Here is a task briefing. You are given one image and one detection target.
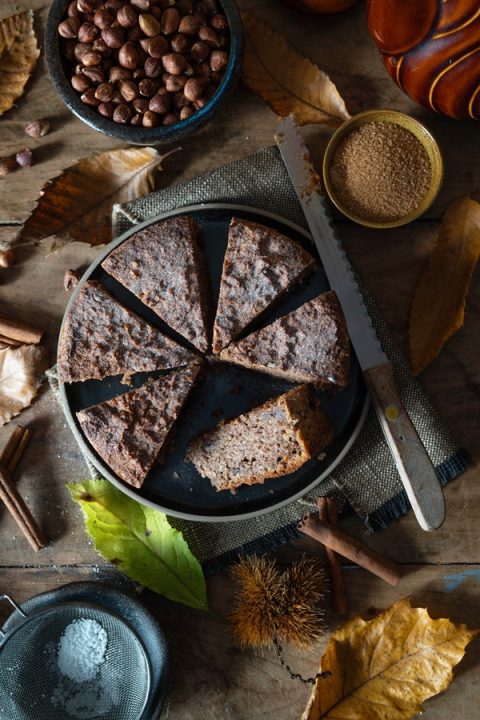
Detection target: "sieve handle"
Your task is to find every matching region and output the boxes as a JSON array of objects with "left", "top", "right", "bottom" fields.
[{"left": 0, "top": 594, "right": 27, "bottom": 637}]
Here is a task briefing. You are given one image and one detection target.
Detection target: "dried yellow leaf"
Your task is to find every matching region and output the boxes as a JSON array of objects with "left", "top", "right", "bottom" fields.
[
  {"left": 302, "top": 597, "right": 476, "bottom": 720},
  {"left": 242, "top": 13, "right": 350, "bottom": 127},
  {"left": 0, "top": 345, "right": 49, "bottom": 426},
  {"left": 20, "top": 146, "right": 178, "bottom": 250},
  {"left": 0, "top": 11, "right": 39, "bottom": 116},
  {"left": 409, "top": 197, "right": 480, "bottom": 375}
]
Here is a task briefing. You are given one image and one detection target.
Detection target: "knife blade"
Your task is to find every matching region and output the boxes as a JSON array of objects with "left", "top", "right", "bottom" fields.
[{"left": 276, "top": 114, "right": 445, "bottom": 532}]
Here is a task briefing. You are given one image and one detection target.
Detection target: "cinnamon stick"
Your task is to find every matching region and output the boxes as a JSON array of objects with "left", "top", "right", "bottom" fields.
[
  {"left": 0, "top": 469, "right": 46, "bottom": 551},
  {"left": 0, "top": 333, "right": 22, "bottom": 347},
  {"left": 317, "top": 497, "right": 348, "bottom": 615},
  {"left": 0, "top": 427, "right": 46, "bottom": 551},
  {"left": 0, "top": 315, "right": 43, "bottom": 345},
  {"left": 298, "top": 513, "right": 402, "bottom": 586}
]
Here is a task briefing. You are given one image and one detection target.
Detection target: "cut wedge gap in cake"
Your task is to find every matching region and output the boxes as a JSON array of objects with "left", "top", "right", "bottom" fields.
[
  {"left": 77, "top": 363, "right": 203, "bottom": 488},
  {"left": 58, "top": 280, "right": 198, "bottom": 384},
  {"left": 212, "top": 218, "right": 317, "bottom": 353},
  {"left": 219, "top": 291, "right": 351, "bottom": 390},
  {"left": 187, "top": 384, "right": 333, "bottom": 493},
  {"left": 102, "top": 215, "right": 211, "bottom": 353}
]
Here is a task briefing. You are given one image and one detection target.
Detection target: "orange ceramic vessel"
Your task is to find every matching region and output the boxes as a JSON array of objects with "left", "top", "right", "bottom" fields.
[
  {"left": 284, "top": 0, "right": 358, "bottom": 15},
  {"left": 367, "top": 0, "right": 480, "bottom": 120}
]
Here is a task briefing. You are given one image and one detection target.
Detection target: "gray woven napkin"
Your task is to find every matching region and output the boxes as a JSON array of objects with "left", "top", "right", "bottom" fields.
[{"left": 65, "top": 146, "right": 468, "bottom": 573}]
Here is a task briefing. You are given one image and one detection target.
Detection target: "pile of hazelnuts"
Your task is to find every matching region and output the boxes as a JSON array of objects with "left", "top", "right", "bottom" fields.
[{"left": 58, "top": 0, "right": 230, "bottom": 127}]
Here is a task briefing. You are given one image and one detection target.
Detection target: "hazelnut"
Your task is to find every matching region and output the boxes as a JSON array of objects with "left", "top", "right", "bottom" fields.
[
  {"left": 77, "top": 0, "right": 98, "bottom": 12},
  {"left": 138, "top": 78, "right": 157, "bottom": 96},
  {"left": 71, "top": 73, "right": 91, "bottom": 92},
  {"left": 68, "top": 1, "right": 80, "bottom": 17},
  {"left": 95, "top": 82, "right": 115, "bottom": 101},
  {"left": 61, "top": 38, "right": 77, "bottom": 60},
  {"left": 118, "top": 42, "right": 140, "bottom": 69},
  {"left": 184, "top": 76, "right": 209, "bottom": 101},
  {"left": 0, "top": 249, "right": 16, "bottom": 267},
  {"left": 81, "top": 87, "right": 101, "bottom": 105},
  {"left": 82, "top": 66, "right": 105, "bottom": 83},
  {"left": 162, "top": 52, "right": 186, "bottom": 75},
  {"left": 150, "top": 6, "right": 163, "bottom": 19},
  {"left": 109, "top": 65, "right": 132, "bottom": 82},
  {"left": 16, "top": 148, "right": 33, "bottom": 168},
  {"left": 119, "top": 79, "right": 139, "bottom": 102},
  {"left": 24, "top": 119, "right": 50, "bottom": 137},
  {"left": 170, "top": 33, "right": 189, "bottom": 54},
  {"left": 210, "top": 13, "right": 228, "bottom": 33},
  {"left": 105, "top": 0, "right": 123, "bottom": 10},
  {"left": 78, "top": 22, "right": 98, "bottom": 43},
  {"left": 210, "top": 70, "right": 223, "bottom": 86},
  {"left": 131, "top": 0, "right": 150, "bottom": 10},
  {"left": 161, "top": 7, "right": 180, "bottom": 34},
  {"left": 0, "top": 156, "right": 16, "bottom": 177},
  {"left": 127, "top": 25, "right": 143, "bottom": 42},
  {"left": 133, "top": 67, "right": 146, "bottom": 80},
  {"left": 113, "top": 103, "right": 134, "bottom": 123},
  {"left": 133, "top": 97, "right": 150, "bottom": 112},
  {"left": 190, "top": 41, "right": 209, "bottom": 63},
  {"left": 74, "top": 42, "right": 91, "bottom": 61},
  {"left": 139, "top": 13, "right": 161, "bottom": 37},
  {"left": 198, "top": 26, "right": 221, "bottom": 47},
  {"left": 93, "top": 8, "right": 114, "bottom": 28},
  {"left": 82, "top": 50, "right": 102, "bottom": 67},
  {"left": 145, "top": 36, "right": 168, "bottom": 58},
  {"left": 117, "top": 5, "right": 137, "bottom": 28},
  {"left": 92, "top": 37, "right": 112, "bottom": 56},
  {"left": 101, "top": 26, "right": 125, "bottom": 48},
  {"left": 58, "top": 17, "right": 81, "bottom": 38},
  {"left": 130, "top": 113, "right": 143, "bottom": 126},
  {"left": 142, "top": 110, "right": 159, "bottom": 127},
  {"left": 110, "top": 90, "right": 124, "bottom": 104},
  {"left": 209, "top": 49, "right": 228, "bottom": 72},
  {"left": 163, "top": 112, "right": 178, "bottom": 125},
  {"left": 98, "top": 101, "right": 114, "bottom": 117},
  {"left": 178, "top": 14, "right": 204, "bottom": 36},
  {"left": 165, "top": 73, "right": 186, "bottom": 92},
  {"left": 179, "top": 105, "right": 194, "bottom": 120},
  {"left": 199, "top": 0, "right": 219, "bottom": 15},
  {"left": 144, "top": 57, "right": 163, "bottom": 77},
  {"left": 149, "top": 92, "right": 171, "bottom": 114}
]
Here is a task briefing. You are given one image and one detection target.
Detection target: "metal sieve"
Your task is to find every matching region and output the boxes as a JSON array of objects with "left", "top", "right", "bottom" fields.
[{"left": 0, "top": 596, "right": 151, "bottom": 720}]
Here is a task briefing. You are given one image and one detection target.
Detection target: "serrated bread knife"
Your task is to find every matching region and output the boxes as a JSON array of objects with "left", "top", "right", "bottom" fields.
[{"left": 276, "top": 114, "right": 445, "bottom": 531}]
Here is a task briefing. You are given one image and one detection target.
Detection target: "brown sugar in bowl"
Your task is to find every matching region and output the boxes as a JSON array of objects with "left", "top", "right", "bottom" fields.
[{"left": 322, "top": 109, "right": 444, "bottom": 229}]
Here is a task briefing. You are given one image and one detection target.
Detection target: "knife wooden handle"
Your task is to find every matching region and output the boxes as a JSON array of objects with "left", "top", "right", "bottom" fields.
[{"left": 363, "top": 363, "right": 445, "bottom": 531}]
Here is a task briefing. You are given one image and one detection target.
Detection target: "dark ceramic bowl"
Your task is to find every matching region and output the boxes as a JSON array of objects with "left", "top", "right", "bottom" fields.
[{"left": 45, "top": 0, "right": 243, "bottom": 144}]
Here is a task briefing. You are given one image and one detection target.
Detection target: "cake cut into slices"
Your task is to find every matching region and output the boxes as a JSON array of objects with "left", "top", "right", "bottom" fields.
[
  {"left": 212, "top": 218, "right": 316, "bottom": 352},
  {"left": 219, "top": 291, "right": 350, "bottom": 390},
  {"left": 77, "top": 364, "right": 202, "bottom": 488},
  {"left": 102, "top": 216, "right": 211, "bottom": 353},
  {"left": 57, "top": 280, "right": 197, "bottom": 384},
  {"left": 187, "top": 384, "right": 333, "bottom": 492}
]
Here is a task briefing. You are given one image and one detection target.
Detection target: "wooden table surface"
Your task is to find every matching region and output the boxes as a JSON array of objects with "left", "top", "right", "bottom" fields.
[{"left": 1, "top": 1, "right": 480, "bottom": 718}]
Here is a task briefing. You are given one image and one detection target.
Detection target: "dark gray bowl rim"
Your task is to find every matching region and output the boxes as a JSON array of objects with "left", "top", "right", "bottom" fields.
[
  {"left": 58, "top": 202, "right": 369, "bottom": 524},
  {"left": 45, "top": 0, "right": 244, "bottom": 144}
]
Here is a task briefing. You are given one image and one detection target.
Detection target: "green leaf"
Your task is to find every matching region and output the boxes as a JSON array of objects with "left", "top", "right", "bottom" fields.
[{"left": 67, "top": 478, "right": 208, "bottom": 611}]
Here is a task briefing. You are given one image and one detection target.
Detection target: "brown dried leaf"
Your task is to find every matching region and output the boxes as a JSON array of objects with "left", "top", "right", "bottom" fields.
[
  {"left": 0, "top": 345, "right": 49, "bottom": 426},
  {"left": 242, "top": 13, "right": 350, "bottom": 127},
  {"left": 20, "top": 147, "right": 177, "bottom": 250},
  {"left": 0, "top": 11, "right": 39, "bottom": 117},
  {"left": 409, "top": 197, "right": 480, "bottom": 375},
  {"left": 302, "top": 597, "right": 477, "bottom": 720}
]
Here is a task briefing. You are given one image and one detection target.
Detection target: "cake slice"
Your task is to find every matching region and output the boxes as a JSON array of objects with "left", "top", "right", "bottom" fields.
[
  {"left": 77, "top": 364, "right": 202, "bottom": 488},
  {"left": 219, "top": 291, "right": 350, "bottom": 390},
  {"left": 187, "top": 384, "right": 333, "bottom": 492},
  {"left": 212, "top": 218, "right": 316, "bottom": 352},
  {"left": 102, "top": 216, "right": 211, "bottom": 353},
  {"left": 57, "top": 280, "right": 197, "bottom": 384}
]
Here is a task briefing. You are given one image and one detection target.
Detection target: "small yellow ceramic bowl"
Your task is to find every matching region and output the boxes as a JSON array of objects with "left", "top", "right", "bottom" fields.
[{"left": 322, "top": 109, "right": 444, "bottom": 229}]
